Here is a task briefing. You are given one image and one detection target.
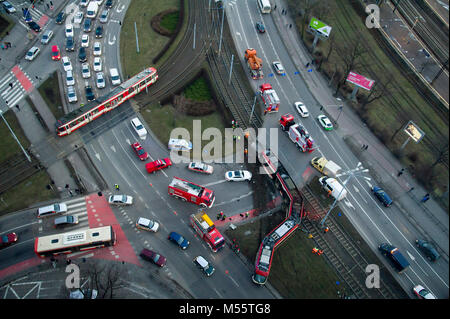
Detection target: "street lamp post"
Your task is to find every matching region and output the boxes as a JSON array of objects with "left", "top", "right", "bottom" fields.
[{"left": 0, "top": 109, "right": 32, "bottom": 162}]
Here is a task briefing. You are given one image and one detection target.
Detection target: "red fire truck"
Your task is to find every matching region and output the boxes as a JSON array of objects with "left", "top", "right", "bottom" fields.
[
  {"left": 279, "top": 114, "right": 315, "bottom": 153},
  {"left": 260, "top": 83, "right": 280, "bottom": 114},
  {"left": 190, "top": 211, "right": 225, "bottom": 252},
  {"left": 168, "top": 177, "right": 215, "bottom": 208}
]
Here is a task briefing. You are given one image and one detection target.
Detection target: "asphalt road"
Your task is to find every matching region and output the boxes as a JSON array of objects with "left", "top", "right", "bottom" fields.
[{"left": 224, "top": 0, "right": 448, "bottom": 298}]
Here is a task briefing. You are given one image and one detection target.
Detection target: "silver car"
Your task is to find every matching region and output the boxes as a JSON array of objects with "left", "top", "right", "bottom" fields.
[
  {"left": 96, "top": 72, "right": 105, "bottom": 89},
  {"left": 67, "top": 86, "right": 77, "bottom": 103},
  {"left": 41, "top": 30, "right": 54, "bottom": 45},
  {"left": 82, "top": 63, "right": 91, "bottom": 79},
  {"left": 99, "top": 9, "right": 109, "bottom": 23}
]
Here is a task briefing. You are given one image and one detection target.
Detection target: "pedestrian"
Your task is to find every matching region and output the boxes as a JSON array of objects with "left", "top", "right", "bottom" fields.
[
  {"left": 407, "top": 187, "right": 415, "bottom": 193},
  {"left": 46, "top": 3, "right": 49, "bottom": 9},
  {"left": 323, "top": 227, "right": 329, "bottom": 234},
  {"left": 305, "top": 62, "right": 310, "bottom": 68},
  {"left": 245, "top": 212, "right": 249, "bottom": 218},
  {"left": 9, "top": 83, "right": 13, "bottom": 89},
  {"left": 365, "top": 145, "right": 369, "bottom": 150},
  {"left": 65, "top": 184, "right": 69, "bottom": 189},
  {"left": 361, "top": 144, "right": 366, "bottom": 150},
  {"left": 119, "top": 21, "right": 122, "bottom": 26},
  {"left": 289, "top": 24, "right": 292, "bottom": 28},
  {"left": 421, "top": 193, "right": 430, "bottom": 203},
  {"left": 311, "top": 59, "right": 315, "bottom": 65},
  {"left": 7, "top": 42, "right": 11, "bottom": 48},
  {"left": 15, "top": 104, "right": 20, "bottom": 111},
  {"left": 6, "top": 31, "right": 9, "bottom": 36},
  {"left": 69, "top": 190, "right": 73, "bottom": 197},
  {"left": 115, "top": 183, "right": 120, "bottom": 191},
  {"left": 221, "top": 215, "right": 226, "bottom": 221},
  {"left": 397, "top": 168, "right": 405, "bottom": 177},
  {"left": 216, "top": 214, "right": 220, "bottom": 220},
  {"left": 1, "top": 44, "right": 4, "bottom": 50},
  {"left": 5, "top": 100, "right": 8, "bottom": 105},
  {"left": 320, "top": 105, "right": 323, "bottom": 111},
  {"left": 240, "top": 213, "right": 244, "bottom": 218},
  {"left": 274, "top": 5, "right": 277, "bottom": 10}
]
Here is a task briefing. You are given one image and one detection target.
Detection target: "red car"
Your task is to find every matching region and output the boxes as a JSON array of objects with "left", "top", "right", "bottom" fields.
[
  {"left": 131, "top": 142, "right": 148, "bottom": 161},
  {"left": 140, "top": 248, "right": 166, "bottom": 267},
  {"left": 146, "top": 158, "right": 172, "bottom": 173},
  {"left": 0, "top": 232, "right": 18, "bottom": 248},
  {"left": 51, "top": 45, "right": 61, "bottom": 61}
]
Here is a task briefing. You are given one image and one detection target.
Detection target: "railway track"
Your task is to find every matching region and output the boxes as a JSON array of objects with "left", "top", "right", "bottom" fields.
[{"left": 301, "top": 187, "right": 403, "bottom": 299}]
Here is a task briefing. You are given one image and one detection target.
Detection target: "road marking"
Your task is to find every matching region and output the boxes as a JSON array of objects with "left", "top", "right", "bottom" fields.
[
  {"left": 213, "top": 288, "right": 224, "bottom": 298},
  {"left": 1, "top": 221, "right": 39, "bottom": 233},
  {"left": 228, "top": 275, "right": 240, "bottom": 287},
  {"left": 203, "top": 179, "right": 227, "bottom": 187}
]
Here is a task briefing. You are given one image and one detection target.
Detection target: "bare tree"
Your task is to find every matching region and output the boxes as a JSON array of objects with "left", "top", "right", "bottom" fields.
[
  {"left": 431, "top": 144, "right": 449, "bottom": 169},
  {"left": 360, "top": 73, "right": 396, "bottom": 109},
  {"left": 298, "top": 0, "right": 318, "bottom": 39}
]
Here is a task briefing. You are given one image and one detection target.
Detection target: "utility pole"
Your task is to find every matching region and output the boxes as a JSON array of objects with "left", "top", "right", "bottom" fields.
[
  {"left": 218, "top": 1, "right": 225, "bottom": 55},
  {"left": 0, "top": 109, "right": 32, "bottom": 162}
]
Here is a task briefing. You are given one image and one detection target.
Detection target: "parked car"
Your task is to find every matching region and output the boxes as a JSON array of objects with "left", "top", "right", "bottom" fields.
[
  {"left": 168, "top": 232, "right": 190, "bottom": 250},
  {"left": 188, "top": 162, "right": 214, "bottom": 174},
  {"left": 78, "top": 47, "right": 87, "bottom": 62},
  {"left": 93, "top": 41, "right": 101, "bottom": 56},
  {"left": 96, "top": 72, "right": 105, "bottom": 88},
  {"left": 66, "top": 70, "right": 75, "bottom": 86},
  {"left": 108, "top": 195, "right": 133, "bottom": 206},
  {"left": 25, "top": 47, "right": 40, "bottom": 61},
  {"left": 105, "top": 0, "right": 114, "bottom": 8},
  {"left": 317, "top": 114, "right": 333, "bottom": 131},
  {"left": 99, "top": 9, "right": 109, "bottom": 23},
  {"left": 62, "top": 56, "right": 73, "bottom": 72},
  {"left": 55, "top": 11, "right": 66, "bottom": 24},
  {"left": 84, "top": 18, "right": 92, "bottom": 32},
  {"left": 27, "top": 21, "right": 41, "bottom": 32},
  {"left": 413, "top": 285, "right": 436, "bottom": 299},
  {"left": 80, "top": 0, "right": 90, "bottom": 7},
  {"left": 193, "top": 256, "right": 215, "bottom": 276},
  {"left": 37, "top": 203, "right": 67, "bottom": 218},
  {"left": 131, "top": 117, "right": 147, "bottom": 139},
  {"left": 51, "top": 45, "right": 61, "bottom": 61},
  {"left": 371, "top": 186, "right": 393, "bottom": 207},
  {"left": 66, "top": 36, "right": 75, "bottom": 51},
  {"left": 136, "top": 217, "right": 159, "bottom": 232},
  {"left": 272, "top": 61, "right": 285, "bottom": 75},
  {"left": 74, "top": 11, "right": 84, "bottom": 24},
  {"left": 54, "top": 215, "right": 79, "bottom": 227},
  {"left": 415, "top": 239, "right": 440, "bottom": 261},
  {"left": 85, "top": 84, "right": 95, "bottom": 101},
  {"left": 225, "top": 170, "right": 252, "bottom": 182},
  {"left": 256, "top": 22, "right": 265, "bottom": 33},
  {"left": 0, "top": 232, "right": 18, "bottom": 248},
  {"left": 378, "top": 243, "right": 410, "bottom": 273},
  {"left": 131, "top": 142, "right": 148, "bottom": 160},
  {"left": 294, "top": 101, "right": 309, "bottom": 117},
  {"left": 93, "top": 57, "right": 102, "bottom": 71},
  {"left": 65, "top": 24, "right": 74, "bottom": 37},
  {"left": 81, "top": 63, "right": 91, "bottom": 79},
  {"left": 109, "top": 68, "right": 121, "bottom": 85},
  {"left": 41, "top": 30, "right": 54, "bottom": 45},
  {"left": 69, "top": 288, "right": 97, "bottom": 299},
  {"left": 2, "top": 1, "right": 16, "bottom": 13},
  {"left": 145, "top": 158, "right": 172, "bottom": 174},
  {"left": 140, "top": 248, "right": 166, "bottom": 267},
  {"left": 81, "top": 34, "right": 89, "bottom": 48},
  {"left": 95, "top": 25, "right": 103, "bottom": 38},
  {"left": 67, "top": 85, "right": 77, "bottom": 103}
]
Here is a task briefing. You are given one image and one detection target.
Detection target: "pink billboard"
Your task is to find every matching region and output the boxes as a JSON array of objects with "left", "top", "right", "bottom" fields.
[{"left": 346, "top": 72, "right": 375, "bottom": 91}]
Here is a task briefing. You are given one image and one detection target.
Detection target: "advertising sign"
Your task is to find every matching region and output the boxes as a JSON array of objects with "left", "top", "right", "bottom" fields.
[
  {"left": 308, "top": 17, "right": 332, "bottom": 38},
  {"left": 403, "top": 121, "right": 425, "bottom": 143},
  {"left": 346, "top": 72, "right": 375, "bottom": 91}
]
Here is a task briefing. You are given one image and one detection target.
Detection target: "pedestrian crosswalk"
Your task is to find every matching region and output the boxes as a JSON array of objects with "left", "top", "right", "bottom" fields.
[
  {"left": 18, "top": 6, "right": 49, "bottom": 31},
  {"left": 0, "top": 66, "right": 34, "bottom": 108}
]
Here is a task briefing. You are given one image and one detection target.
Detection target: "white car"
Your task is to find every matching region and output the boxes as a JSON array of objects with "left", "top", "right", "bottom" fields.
[
  {"left": 225, "top": 170, "right": 252, "bottom": 182},
  {"left": 108, "top": 195, "right": 133, "bottom": 206},
  {"left": 96, "top": 72, "right": 105, "bottom": 88},
  {"left": 81, "top": 63, "right": 91, "bottom": 79},
  {"left": 93, "top": 57, "right": 102, "bottom": 71},
  {"left": 93, "top": 42, "right": 101, "bottom": 56},
  {"left": 136, "top": 217, "right": 159, "bottom": 232},
  {"left": 131, "top": 117, "right": 147, "bottom": 139},
  {"left": 67, "top": 86, "right": 77, "bottom": 103},
  {"left": 109, "top": 68, "right": 121, "bottom": 85},
  {"left": 80, "top": 0, "right": 90, "bottom": 7},
  {"left": 65, "top": 24, "right": 74, "bottom": 38},
  {"left": 272, "top": 61, "right": 285, "bottom": 75},
  {"left": 188, "top": 162, "right": 214, "bottom": 174},
  {"left": 66, "top": 70, "right": 75, "bottom": 86},
  {"left": 41, "top": 30, "right": 54, "bottom": 45},
  {"left": 294, "top": 101, "right": 309, "bottom": 117},
  {"left": 81, "top": 34, "right": 89, "bottom": 48},
  {"left": 99, "top": 9, "right": 109, "bottom": 23},
  {"left": 413, "top": 285, "right": 436, "bottom": 299},
  {"left": 73, "top": 11, "right": 84, "bottom": 24},
  {"left": 317, "top": 114, "right": 333, "bottom": 131},
  {"left": 25, "top": 47, "right": 40, "bottom": 61},
  {"left": 168, "top": 138, "right": 192, "bottom": 151},
  {"left": 62, "top": 56, "right": 72, "bottom": 72}
]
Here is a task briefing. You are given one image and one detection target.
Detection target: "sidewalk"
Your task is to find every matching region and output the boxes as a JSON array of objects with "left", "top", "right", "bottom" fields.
[{"left": 271, "top": 0, "right": 449, "bottom": 258}]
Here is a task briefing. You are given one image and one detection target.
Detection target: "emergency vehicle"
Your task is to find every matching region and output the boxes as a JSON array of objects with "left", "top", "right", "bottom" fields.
[
  {"left": 190, "top": 212, "right": 225, "bottom": 252},
  {"left": 260, "top": 83, "right": 280, "bottom": 113},
  {"left": 168, "top": 177, "right": 215, "bottom": 208},
  {"left": 279, "top": 114, "right": 315, "bottom": 152}
]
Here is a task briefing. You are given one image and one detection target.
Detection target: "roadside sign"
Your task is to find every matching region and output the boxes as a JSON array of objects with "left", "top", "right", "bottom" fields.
[
  {"left": 308, "top": 17, "right": 332, "bottom": 38},
  {"left": 346, "top": 71, "right": 375, "bottom": 91},
  {"left": 403, "top": 121, "right": 425, "bottom": 143}
]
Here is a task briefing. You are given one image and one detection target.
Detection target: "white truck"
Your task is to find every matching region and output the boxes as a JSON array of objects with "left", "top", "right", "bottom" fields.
[
  {"left": 86, "top": 2, "right": 99, "bottom": 19},
  {"left": 311, "top": 156, "right": 342, "bottom": 177},
  {"left": 319, "top": 177, "right": 347, "bottom": 201}
]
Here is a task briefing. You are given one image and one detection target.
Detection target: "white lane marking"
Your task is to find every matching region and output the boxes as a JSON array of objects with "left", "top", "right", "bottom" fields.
[
  {"left": 203, "top": 179, "right": 227, "bottom": 187},
  {"left": 0, "top": 221, "right": 39, "bottom": 233}
]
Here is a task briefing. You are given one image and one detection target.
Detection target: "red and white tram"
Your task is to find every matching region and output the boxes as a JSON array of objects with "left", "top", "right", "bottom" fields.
[{"left": 55, "top": 67, "right": 158, "bottom": 137}]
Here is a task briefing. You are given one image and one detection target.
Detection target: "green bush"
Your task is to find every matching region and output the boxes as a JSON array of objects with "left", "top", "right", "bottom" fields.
[
  {"left": 184, "top": 77, "right": 212, "bottom": 101},
  {"left": 160, "top": 11, "right": 179, "bottom": 33}
]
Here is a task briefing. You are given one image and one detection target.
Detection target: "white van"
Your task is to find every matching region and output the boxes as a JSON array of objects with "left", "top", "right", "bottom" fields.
[
  {"left": 318, "top": 177, "right": 347, "bottom": 201},
  {"left": 258, "top": 0, "right": 271, "bottom": 13},
  {"left": 86, "top": 2, "right": 99, "bottom": 19},
  {"left": 109, "top": 68, "right": 121, "bottom": 85},
  {"left": 37, "top": 203, "right": 68, "bottom": 218}
]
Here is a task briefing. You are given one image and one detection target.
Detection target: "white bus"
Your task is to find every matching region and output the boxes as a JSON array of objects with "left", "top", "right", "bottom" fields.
[{"left": 258, "top": 0, "right": 271, "bottom": 14}]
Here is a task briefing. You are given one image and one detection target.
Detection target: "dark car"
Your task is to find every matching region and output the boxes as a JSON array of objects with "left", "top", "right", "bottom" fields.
[
  {"left": 54, "top": 215, "right": 79, "bottom": 228},
  {"left": 85, "top": 85, "right": 95, "bottom": 101},
  {"left": 27, "top": 21, "right": 41, "bottom": 32},
  {"left": 66, "top": 36, "right": 75, "bottom": 51},
  {"left": 140, "top": 248, "right": 166, "bottom": 267},
  {"left": 78, "top": 47, "right": 87, "bottom": 62},
  {"left": 168, "top": 232, "right": 190, "bottom": 250},
  {"left": 0, "top": 232, "right": 18, "bottom": 248},
  {"left": 55, "top": 11, "right": 66, "bottom": 24},
  {"left": 416, "top": 239, "right": 440, "bottom": 262},
  {"left": 378, "top": 243, "right": 410, "bottom": 273},
  {"left": 256, "top": 22, "right": 265, "bottom": 33},
  {"left": 105, "top": 0, "right": 114, "bottom": 8},
  {"left": 84, "top": 18, "right": 92, "bottom": 32},
  {"left": 371, "top": 186, "right": 393, "bottom": 207},
  {"left": 95, "top": 25, "right": 103, "bottom": 38}
]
